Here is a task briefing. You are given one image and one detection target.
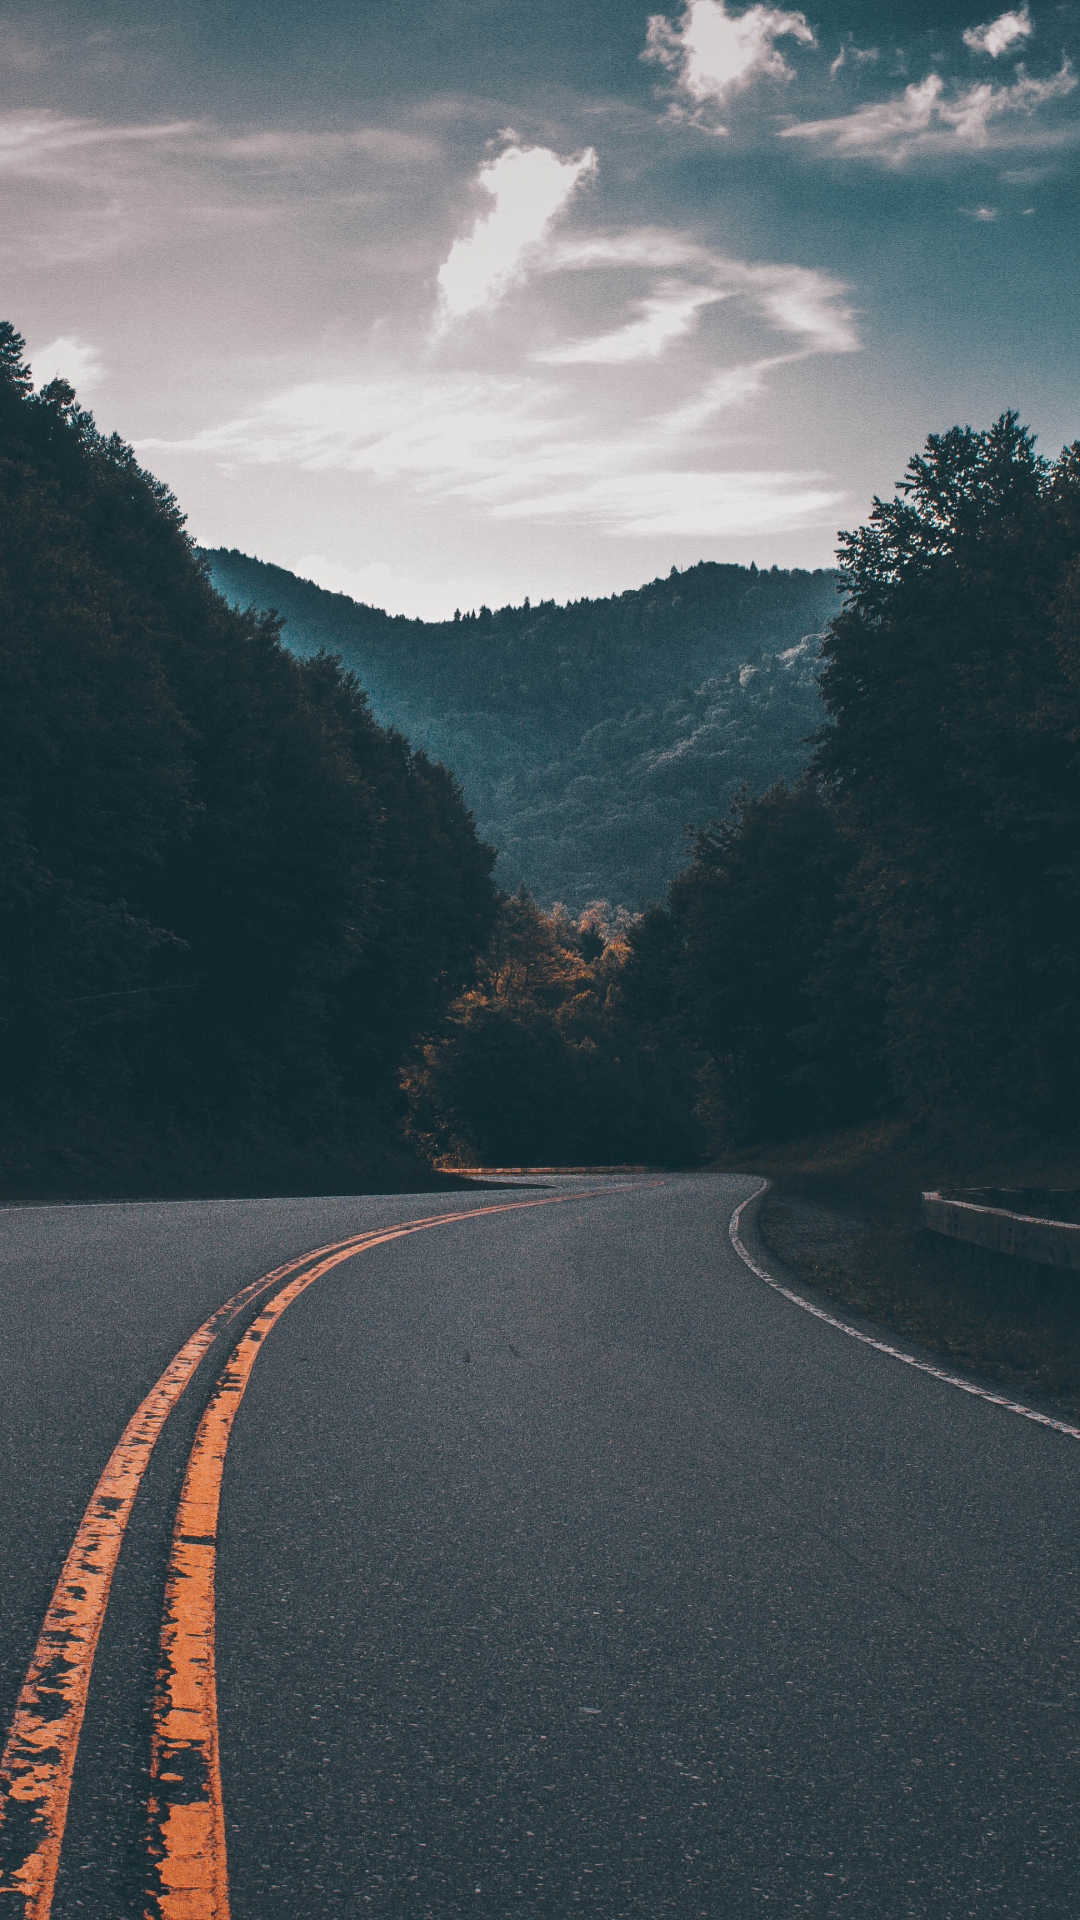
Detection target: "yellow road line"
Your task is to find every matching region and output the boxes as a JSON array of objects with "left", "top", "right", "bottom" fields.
[
  {"left": 144, "top": 1190, "right": 616, "bottom": 1920},
  {"left": 0, "top": 1221, "right": 435, "bottom": 1920}
]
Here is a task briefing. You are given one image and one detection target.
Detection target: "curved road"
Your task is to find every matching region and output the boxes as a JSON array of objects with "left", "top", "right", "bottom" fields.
[{"left": 2, "top": 1173, "right": 1080, "bottom": 1918}]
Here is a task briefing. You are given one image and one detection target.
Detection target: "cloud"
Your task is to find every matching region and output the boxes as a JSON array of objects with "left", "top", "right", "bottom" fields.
[
  {"left": 142, "top": 333, "right": 847, "bottom": 540},
  {"left": 0, "top": 111, "right": 434, "bottom": 179},
  {"left": 0, "top": 112, "right": 196, "bottom": 175},
  {"left": 964, "top": 8, "right": 1033, "bottom": 57},
  {"left": 148, "top": 374, "right": 560, "bottom": 482},
  {"left": 294, "top": 552, "right": 497, "bottom": 621},
  {"left": 145, "top": 361, "right": 814, "bottom": 517},
  {"left": 436, "top": 143, "right": 596, "bottom": 323},
  {"left": 29, "top": 335, "right": 106, "bottom": 392},
  {"left": 533, "top": 282, "right": 730, "bottom": 364},
  {"left": 486, "top": 469, "right": 844, "bottom": 537},
  {"left": 643, "top": 0, "right": 815, "bottom": 130},
  {"left": 782, "top": 61, "right": 1077, "bottom": 162},
  {"left": 210, "top": 127, "right": 434, "bottom": 166},
  {"left": 658, "top": 358, "right": 782, "bottom": 432},
  {"left": 140, "top": 167, "right": 856, "bottom": 546},
  {"left": 829, "top": 40, "right": 880, "bottom": 78},
  {"left": 542, "top": 234, "right": 859, "bottom": 355},
  {"left": 0, "top": 108, "right": 443, "bottom": 265}
]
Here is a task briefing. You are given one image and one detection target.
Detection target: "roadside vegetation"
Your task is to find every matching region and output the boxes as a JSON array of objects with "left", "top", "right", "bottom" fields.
[
  {"left": 403, "top": 892, "right": 699, "bottom": 1170},
  {"left": 736, "top": 1121, "right": 1080, "bottom": 1415},
  {"left": 629, "top": 412, "right": 1080, "bottom": 1151}
]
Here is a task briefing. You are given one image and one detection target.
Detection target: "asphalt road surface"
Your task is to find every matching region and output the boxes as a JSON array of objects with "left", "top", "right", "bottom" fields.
[{"left": 2, "top": 1172, "right": 1080, "bottom": 1919}]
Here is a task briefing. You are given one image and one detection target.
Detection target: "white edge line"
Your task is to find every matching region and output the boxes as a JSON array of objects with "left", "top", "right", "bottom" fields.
[{"left": 729, "top": 1181, "right": 1080, "bottom": 1443}]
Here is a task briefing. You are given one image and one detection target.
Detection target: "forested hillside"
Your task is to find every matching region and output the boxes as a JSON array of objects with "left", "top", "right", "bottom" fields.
[
  {"left": 205, "top": 550, "right": 838, "bottom": 910},
  {"left": 406, "top": 416, "right": 1080, "bottom": 1172},
  {"left": 619, "top": 415, "right": 1080, "bottom": 1147},
  {"left": 0, "top": 322, "right": 496, "bottom": 1196}
]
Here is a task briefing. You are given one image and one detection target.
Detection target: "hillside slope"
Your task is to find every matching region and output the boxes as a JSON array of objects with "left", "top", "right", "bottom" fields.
[
  {"left": 0, "top": 320, "right": 495, "bottom": 1197},
  {"left": 205, "top": 550, "right": 840, "bottom": 909}
]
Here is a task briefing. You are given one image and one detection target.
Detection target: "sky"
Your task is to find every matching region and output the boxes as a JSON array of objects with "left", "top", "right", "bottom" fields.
[{"left": 3, "top": 0, "right": 1079, "bottom": 616}]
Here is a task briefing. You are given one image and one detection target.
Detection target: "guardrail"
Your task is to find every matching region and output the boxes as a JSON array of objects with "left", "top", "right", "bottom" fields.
[{"left": 923, "top": 1190, "right": 1080, "bottom": 1270}]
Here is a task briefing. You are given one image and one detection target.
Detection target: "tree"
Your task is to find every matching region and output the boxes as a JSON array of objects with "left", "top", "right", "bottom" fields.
[
  {"left": 405, "top": 894, "right": 701, "bottom": 1166},
  {"left": 814, "top": 413, "right": 1080, "bottom": 1122},
  {"left": 643, "top": 784, "right": 861, "bottom": 1146},
  {"left": 0, "top": 319, "right": 497, "bottom": 1172}
]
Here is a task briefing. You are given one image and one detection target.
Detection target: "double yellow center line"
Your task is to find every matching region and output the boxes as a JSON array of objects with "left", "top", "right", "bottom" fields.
[{"left": 0, "top": 1187, "right": 622, "bottom": 1919}]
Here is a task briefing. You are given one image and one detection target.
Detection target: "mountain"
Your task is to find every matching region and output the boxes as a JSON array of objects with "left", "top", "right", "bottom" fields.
[{"left": 204, "top": 550, "right": 841, "bottom": 910}]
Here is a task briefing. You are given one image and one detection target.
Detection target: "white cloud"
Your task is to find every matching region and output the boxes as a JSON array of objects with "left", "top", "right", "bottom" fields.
[
  {"left": 643, "top": 0, "right": 815, "bottom": 130},
  {"left": 829, "top": 40, "right": 880, "bottom": 78},
  {"left": 486, "top": 469, "right": 844, "bottom": 537},
  {"left": 964, "top": 8, "right": 1033, "bottom": 57},
  {"left": 542, "top": 234, "right": 858, "bottom": 355},
  {"left": 658, "top": 356, "right": 786, "bottom": 432},
  {"left": 533, "top": 282, "right": 730, "bottom": 364},
  {"left": 294, "top": 553, "right": 497, "bottom": 621},
  {"left": 150, "top": 375, "right": 560, "bottom": 482},
  {"left": 0, "top": 113, "right": 196, "bottom": 175},
  {"left": 0, "top": 109, "right": 444, "bottom": 265},
  {"left": 142, "top": 199, "right": 856, "bottom": 545},
  {"left": 30, "top": 335, "right": 106, "bottom": 393},
  {"left": 144, "top": 344, "right": 846, "bottom": 540},
  {"left": 0, "top": 111, "right": 433, "bottom": 178},
  {"left": 782, "top": 62, "right": 1077, "bottom": 162},
  {"left": 436, "top": 143, "right": 596, "bottom": 323}
]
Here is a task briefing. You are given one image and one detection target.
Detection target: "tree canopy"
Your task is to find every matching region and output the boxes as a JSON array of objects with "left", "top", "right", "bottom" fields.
[
  {"left": 622, "top": 415, "right": 1080, "bottom": 1150},
  {"left": 0, "top": 321, "right": 497, "bottom": 1186}
]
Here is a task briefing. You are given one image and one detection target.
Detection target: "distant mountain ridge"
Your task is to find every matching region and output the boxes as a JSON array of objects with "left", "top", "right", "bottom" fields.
[{"left": 204, "top": 549, "right": 841, "bottom": 909}]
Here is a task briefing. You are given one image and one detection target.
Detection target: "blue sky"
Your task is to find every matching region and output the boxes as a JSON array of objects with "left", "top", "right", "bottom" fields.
[{"left": 4, "top": 0, "right": 1079, "bottom": 614}]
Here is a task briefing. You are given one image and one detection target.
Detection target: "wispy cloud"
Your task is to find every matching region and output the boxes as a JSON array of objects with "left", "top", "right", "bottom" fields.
[
  {"left": 486, "top": 469, "right": 843, "bottom": 537},
  {"left": 829, "top": 40, "right": 880, "bottom": 79},
  {"left": 436, "top": 142, "right": 596, "bottom": 323},
  {"left": 533, "top": 282, "right": 729, "bottom": 364},
  {"left": 0, "top": 109, "right": 438, "bottom": 263},
  {"left": 542, "top": 234, "right": 858, "bottom": 355},
  {"left": 659, "top": 358, "right": 783, "bottom": 433},
  {"left": 964, "top": 8, "right": 1033, "bottom": 58},
  {"left": 782, "top": 61, "right": 1077, "bottom": 162},
  {"left": 0, "top": 112, "right": 196, "bottom": 175},
  {"left": 0, "top": 111, "right": 435, "bottom": 178},
  {"left": 142, "top": 208, "right": 854, "bottom": 541},
  {"left": 150, "top": 373, "right": 841, "bottom": 537},
  {"left": 105, "top": 119, "right": 856, "bottom": 546},
  {"left": 147, "top": 374, "right": 560, "bottom": 482},
  {"left": 643, "top": 0, "right": 814, "bottom": 131}
]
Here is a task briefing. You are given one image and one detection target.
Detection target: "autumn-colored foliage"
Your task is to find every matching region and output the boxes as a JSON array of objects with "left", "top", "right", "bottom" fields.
[{"left": 405, "top": 894, "right": 700, "bottom": 1167}]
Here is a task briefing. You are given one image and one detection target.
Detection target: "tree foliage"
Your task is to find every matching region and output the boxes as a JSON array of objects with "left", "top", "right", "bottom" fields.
[
  {"left": 817, "top": 413, "right": 1080, "bottom": 1122},
  {"left": 637, "top": 415, "right": 1080, "bottom": 1150},
  {"left": 405, "top": 895, "right": 701, "bottom": 1167},
  {"left": 0, "top": 321, "right": 497, "bottom": 1167}
]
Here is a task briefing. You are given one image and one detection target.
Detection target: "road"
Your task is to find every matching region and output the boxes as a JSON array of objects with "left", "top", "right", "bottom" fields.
[{"left": 1, "top": 1172, "right": 1080, "bottom": 1919}]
